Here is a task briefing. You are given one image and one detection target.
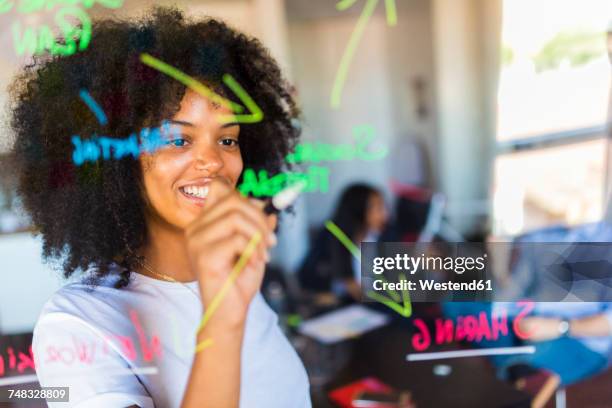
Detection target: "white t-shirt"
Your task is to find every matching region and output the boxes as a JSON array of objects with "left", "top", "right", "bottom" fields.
[{"left": 32, "top": 272, "right": 311, "bottom": 408}]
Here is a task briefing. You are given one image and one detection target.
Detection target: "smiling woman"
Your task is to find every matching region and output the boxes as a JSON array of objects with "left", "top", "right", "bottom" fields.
[{"left": 9, "top": 6, "right": 308, "bottom": 408}]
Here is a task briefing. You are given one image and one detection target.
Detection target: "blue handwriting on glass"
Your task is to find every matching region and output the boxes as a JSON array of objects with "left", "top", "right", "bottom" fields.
[{"left": 71, "top": 121, "right": 178, "bottom": 166}]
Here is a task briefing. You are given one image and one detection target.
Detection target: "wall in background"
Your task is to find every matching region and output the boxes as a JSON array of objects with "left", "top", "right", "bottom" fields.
[
  {"left": 0, "top": 233, "right": 64, "bottom": 334},
  {"left": 287, "top": 0, "right": 437, "bottom": 226}
]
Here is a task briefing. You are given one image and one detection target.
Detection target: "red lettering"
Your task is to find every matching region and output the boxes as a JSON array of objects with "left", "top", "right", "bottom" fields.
[
  {"left": 513, "top": 300, "right": 535, "bottom": 340},
  {"left": 491, "top": 310, "right": 509, "bottom": 340},
  {"left": 115, "top": 335, "right": 137, "bottom": 361},
  {"left": 46, "top": 346, "right": 61, "bottom": 363},
  {"left": 412, "top": 318, "right": 431, "bottom": 351},
  {"left": 17, "top": 347, "right": 35, "bottom": 373},
  {"left": 7, "top": 348, "right": 16, "bottom": 370},
  {"left": 0, "top": 354, "right": 5, "bottom": 376},
  {"left": 435, "top": 318, "right": 454, "bottom": 345},
  {"left": 130, "top": 310, "right": 162, "bottom": 362},
  {"left": 414, "top": 307, "right": 524, "bottom": 357},
  {"left": 72, "top": 336, "right": 96, "bottom": 364},
  {"left": 476, "top": 311, "right": 493, "bottom": 341},
  {"left": 455, "top": 316, "right": 466, "bottom": 341},
  {"left": 463, "top": 315, "right": 478, "bottom": 341}
]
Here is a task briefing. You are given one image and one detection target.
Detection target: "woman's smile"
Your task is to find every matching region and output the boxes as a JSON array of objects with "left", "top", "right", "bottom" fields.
[{"left": 178, "top": 179, "right": 212, "bottom": 207}]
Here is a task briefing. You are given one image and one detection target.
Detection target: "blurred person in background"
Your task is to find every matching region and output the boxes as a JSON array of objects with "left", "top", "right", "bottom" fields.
[
  {"left": 298, "top": 183, "right": 388, "bottom": 305},
  {"left": 10, "top": 7, "right": 310, "bottom": 408},
  {"left": 443, "top": 223, "right": 612, "bottom": 386}
]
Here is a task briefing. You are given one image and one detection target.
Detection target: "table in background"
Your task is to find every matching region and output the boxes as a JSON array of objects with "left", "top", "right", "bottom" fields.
[{"left": 304, "top": 321, "right": 531, "bottom": 408}]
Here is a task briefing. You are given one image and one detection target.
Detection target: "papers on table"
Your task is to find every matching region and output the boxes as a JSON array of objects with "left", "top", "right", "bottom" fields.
[{"left": 298, "top": 304, "right": 390, "bottom": 344}]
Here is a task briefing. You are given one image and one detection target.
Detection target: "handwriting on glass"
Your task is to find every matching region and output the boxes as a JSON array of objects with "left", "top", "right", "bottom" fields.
[
  {"left": 411, "top": 301, "right": 535, "bottom": 352},
  {"left": 6, "top": 0, "right": 124, "bottom": 56},
  {"left": 286, "top": 125, "right": 388, "bottom": 164},
  {"left": 71, "top": 121, "right": 178, "bottom": 166},
  {"left": 0, "top": 310, "right": 161, "bottom": 378}
]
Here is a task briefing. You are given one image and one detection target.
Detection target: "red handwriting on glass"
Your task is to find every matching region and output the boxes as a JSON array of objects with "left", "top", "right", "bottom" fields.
[
  {"left": 129, "top": 310, "right": 162, "bottom": 362},
  {"left": 512, "top": 300, "right": 536, "bottom": 340},
  {"left": 0, "top": 346, "right": 35, "bottom": 376},
  {"left": 0, "top": 309, "right": 162, "bottom": 377},
  {"left": 411, "top": 301, "right": 534, "bottom": 351}
]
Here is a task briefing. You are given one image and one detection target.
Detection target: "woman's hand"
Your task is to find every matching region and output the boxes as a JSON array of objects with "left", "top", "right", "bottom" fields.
[{"left": 185, "top": 178, "right": 277, "bottom": 333}]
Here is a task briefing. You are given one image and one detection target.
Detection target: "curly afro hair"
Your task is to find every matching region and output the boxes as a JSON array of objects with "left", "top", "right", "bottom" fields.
[{"left": 9, "top": 7, "right": 300, "bottom": 288}]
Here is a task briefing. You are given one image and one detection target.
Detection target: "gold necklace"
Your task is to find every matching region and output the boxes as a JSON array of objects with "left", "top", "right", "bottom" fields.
[{"left": 138, "top": 258, "right": 200, "bottom": 299}]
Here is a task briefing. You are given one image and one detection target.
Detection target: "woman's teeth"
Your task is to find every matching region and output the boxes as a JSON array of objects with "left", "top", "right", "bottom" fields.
[{"left": 182, "top": 186, "right": 209, "bottom": 199}]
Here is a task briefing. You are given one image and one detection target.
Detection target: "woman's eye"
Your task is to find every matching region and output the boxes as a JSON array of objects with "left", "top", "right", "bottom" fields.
[
  {"left": 220, "top": 138, "right": 239, "bottom": 147},
  {"left": 166, "top": 138, "right": 188, "bottom": 147}
]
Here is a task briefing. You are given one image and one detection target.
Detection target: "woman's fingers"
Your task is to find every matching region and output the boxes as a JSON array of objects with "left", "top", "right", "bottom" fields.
[
  {"left": 200, "top": 233, "right": 267, "bottom": 278},
  {"left": 186, "top": 178, "right": 277, "bottom": 288},
  {"left": 190, "top": 205, "right": 277, "bottom": 248},
  {"left": 267, "top": 214, "right": 278, "bottom": 232},
  {"left": 240, "top": 257, "right": 266, "bottom": 289},
  {"left": 189, "top": 193, "right": 275, "bottom": 246},
  {"left": 188, "top": 208, "right": 274, "bottom": 248}
]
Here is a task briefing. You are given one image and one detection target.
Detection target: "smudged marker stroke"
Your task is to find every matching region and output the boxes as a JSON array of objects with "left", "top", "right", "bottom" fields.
[
  {"left": 325, "top": 220, "right": 361, "bottom": 259},
  {"left": 330, "top": 0, "right": 398, "bottom": 109},
  {"left": 324, "top": 220, "right": 412, "bottom": 318},
  {"left": 195, "top": 232, "right": 263, "bottom": 353},
  {"left": 79, "top": 89, "right": 107, "bottom": 125},
  {"left": 139, "top": 53, "right": 263, "bottom": 124}
]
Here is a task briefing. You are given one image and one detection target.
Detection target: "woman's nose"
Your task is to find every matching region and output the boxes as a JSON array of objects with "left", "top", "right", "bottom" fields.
[{"left": 193, "top": 144, "right": 223, "bottom": 173}]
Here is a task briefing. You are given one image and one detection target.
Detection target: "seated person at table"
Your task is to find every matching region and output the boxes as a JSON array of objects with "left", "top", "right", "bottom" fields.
[
  {"left": 445, "top": 301, "right": 612, "bottom": 386},
  {"left": 298, "top": 183, "right": 388, "bottom": 303},
  {"left": 444, "top": 225, "right": 612, "bottom": 386}
]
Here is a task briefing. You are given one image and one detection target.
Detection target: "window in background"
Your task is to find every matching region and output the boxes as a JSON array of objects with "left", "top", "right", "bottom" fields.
[
  {"left": 494, "top": 139, "right": 606, "bottom": 235},
  {"left": 493, "top": 0, "right": 611, "bottom": 236}
]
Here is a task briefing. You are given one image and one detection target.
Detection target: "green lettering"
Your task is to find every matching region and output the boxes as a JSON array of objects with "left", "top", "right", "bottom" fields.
[
  {"left": 12, "top": 22, "right": 37, "bottom": 56},
  {"left": 286, "top": 172, "right": 308, "bottom": 188},
  {"left": 354, "top": 125, "right": 388, "bottom": 161},
  {"left": 286, "top": 144, "right": 303, "bottom": 164},
  {"left": 300, "top": 144, "right": 316, "bottom": 163},
  {"left": 311, "top": 166, "right": 330, "bottom": 193},
  {"left": 317, "top": 142, "right": 338, "bottom": 163},
  {"left": 241, "top": 166, "right": 330, "bottom": 196},
  {"left": 35, "top": 25, "right": 56, "bottom": 54},
  {"left": 258, "top": 170, "right": 275, "bottom": 196},
  {"left": 51, "top": 34, "right": 76, "bottom": 56},
  {"left": 81, "top": 0, "right": 123, "bottom": 8},
  {"left": 55, "top": 6, "right": 91, "bottom": 53},
  {"left": 268, "top": 173, "right": 288, "bottom": 196},
  {"left": 238, "top": 168, "right": 267, "bottom": 197},
  {"left": 333, "top": 144, "right": 355, "bottom": 161},
  {"left": 238, "top": 169, "right": 258, "bottom": 196},
  {"left": 0, "top": 0, "right": 13, "bottom": 13},
  {"left": 304, "top": 167, "right": 317, "bottom": 192}
]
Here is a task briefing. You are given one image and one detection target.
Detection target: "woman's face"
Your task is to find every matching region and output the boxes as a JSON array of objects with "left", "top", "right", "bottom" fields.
[
  {"left": 140, "top": 89, "right": 243, "bottom": 230},
  {"left": 365, "top": 192, "right": 388, "bottom": 234}
]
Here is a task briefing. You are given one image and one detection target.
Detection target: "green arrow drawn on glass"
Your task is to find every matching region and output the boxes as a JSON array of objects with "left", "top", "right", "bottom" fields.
[
  {"left": 140, "top": 53, "right": 263, "bottom": 124},
  {"left": 325, "top": 220, "right": 412, "bottom": 318},
  {"left": 330, "top": 0, "right": 397, "bottom": 109}
]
